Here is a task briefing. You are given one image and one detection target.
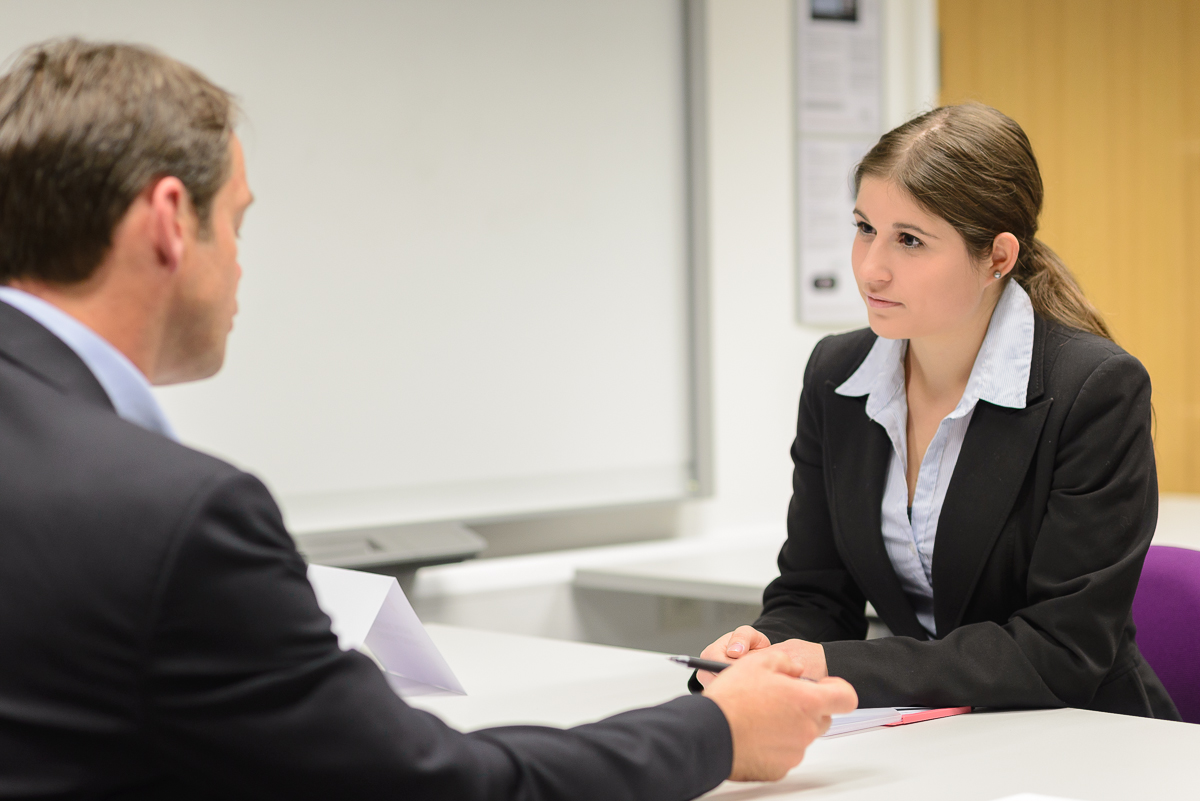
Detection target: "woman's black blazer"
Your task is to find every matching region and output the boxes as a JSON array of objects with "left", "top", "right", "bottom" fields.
[{"left": 752, "top": 315, "right": 1179, "bottom": 719}]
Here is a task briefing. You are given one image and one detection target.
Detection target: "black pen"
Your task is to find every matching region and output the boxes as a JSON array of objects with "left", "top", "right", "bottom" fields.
[{"left": 669, "top": 655, "right": 819, "bottom": 682}]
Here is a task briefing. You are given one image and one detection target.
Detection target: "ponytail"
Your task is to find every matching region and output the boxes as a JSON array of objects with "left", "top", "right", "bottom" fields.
[{"left": 1013, "top": 238, "right": 1112, "bottom": 340}]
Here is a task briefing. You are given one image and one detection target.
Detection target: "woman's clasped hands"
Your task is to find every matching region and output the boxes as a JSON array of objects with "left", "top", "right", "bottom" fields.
[{"left": 695, "top": 625, "right": 829, "bottom": 687}]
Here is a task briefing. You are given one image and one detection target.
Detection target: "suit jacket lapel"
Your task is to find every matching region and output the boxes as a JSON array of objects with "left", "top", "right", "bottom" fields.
[
  {"left": 824, "top": 382, "right": 928, "bottom": 640},
  {"left": 931, "top": 316, "right": 1052, "bottom": 634},
  {"left": 0, "top": 300, "right": 114, "bottom": 411}
]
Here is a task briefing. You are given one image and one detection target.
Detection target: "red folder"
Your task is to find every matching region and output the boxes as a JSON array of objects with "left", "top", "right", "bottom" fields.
[{"left": 883, "top": 706, "right": 972, "bottom": 726}]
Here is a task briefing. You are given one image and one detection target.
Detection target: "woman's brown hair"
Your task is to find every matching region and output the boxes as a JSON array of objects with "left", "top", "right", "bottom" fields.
[{"left": 854, "top": 103, "right": 1112, "bottom": 340}]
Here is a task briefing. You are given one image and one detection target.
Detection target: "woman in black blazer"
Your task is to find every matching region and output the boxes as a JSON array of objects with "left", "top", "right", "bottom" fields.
[{"left": 696, "top": 104, "right": 1179, "bottom": 719}]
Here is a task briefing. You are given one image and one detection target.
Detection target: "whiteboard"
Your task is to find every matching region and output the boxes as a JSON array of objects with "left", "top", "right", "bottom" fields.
[{"left": 0, "top": 0, "right": 697, "bottom": 533}]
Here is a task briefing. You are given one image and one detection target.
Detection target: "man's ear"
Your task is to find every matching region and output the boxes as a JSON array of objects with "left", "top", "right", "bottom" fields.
[{"left": 148, "top": 177, "right": 190, "bottom": 272}]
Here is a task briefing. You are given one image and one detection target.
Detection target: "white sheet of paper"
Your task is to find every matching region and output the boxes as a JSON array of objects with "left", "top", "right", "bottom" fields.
[
  {"left": 307, "top": 564, "right": 465, "bottom": 697},
  {"left": 823, "top": 706, "right": 903, "bottom": 736}
]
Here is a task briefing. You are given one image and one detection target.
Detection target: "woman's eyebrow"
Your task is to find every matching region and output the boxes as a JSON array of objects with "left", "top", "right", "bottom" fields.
[{"left": 893, "top": 221, "right": 938, "bottom": 239}]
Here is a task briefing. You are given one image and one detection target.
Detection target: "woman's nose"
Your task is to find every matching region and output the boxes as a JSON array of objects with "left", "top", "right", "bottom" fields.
[{"left": 856, "top": 240, "right": 890, "bottom": 285}]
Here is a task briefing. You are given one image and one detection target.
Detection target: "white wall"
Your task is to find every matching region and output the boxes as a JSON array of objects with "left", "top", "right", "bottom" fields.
[
  {"left": 680, "top": 0, "right": 938, "bottom": 542},
  {"left": 466, "top": 0, "right": 827, "bottom": 552},
  {"left": 464, "top": 0, "right": 940, "bottom": 557},
  {"left": 415, "top": 0, "right": 940, "bottom": 643},
  {"left": 882, "top": 0, "right": 941, "bottom": 130},
  {"left": 0, "top": 1, "right": 700, "bottom": 534},
  {"left": 681, "top": 0, "right": 841, "bottom": 541},
  {"left": 416, "top": 0, "right": 818, "bottom": 645}
]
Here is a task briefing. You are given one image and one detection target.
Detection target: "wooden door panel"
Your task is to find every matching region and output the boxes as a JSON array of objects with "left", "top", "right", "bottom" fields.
[{"left": 940, "top": 0, "right": 1200, "bottom": 490}]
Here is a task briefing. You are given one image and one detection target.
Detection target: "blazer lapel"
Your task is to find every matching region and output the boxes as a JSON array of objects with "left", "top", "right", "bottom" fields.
[
  {"left": 824, "top": 382, "right": 928, "bottom": 640},
  {"left": 0, "top": 300, "right": 114, "bottom": 411},
  {"left": 931, "top": 316, "right": 1052, "bottom": 634}
]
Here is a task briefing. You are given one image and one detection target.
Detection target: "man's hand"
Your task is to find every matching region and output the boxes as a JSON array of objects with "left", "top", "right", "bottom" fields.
[
  {"left": 695, "top": 625, "right": 772, "bottom": 687},
  {"left": 702, "top": 650, "right": 857, "bottom": 782}
]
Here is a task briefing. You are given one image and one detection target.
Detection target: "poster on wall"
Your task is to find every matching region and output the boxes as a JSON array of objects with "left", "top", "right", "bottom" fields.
[
  {"left": 798, "top": 0, "right": 882, "bottom": 136},
  {"left": 796, "top": 0, "right": 881, "bottom": 326},
  {"left": 797, "top": 137, "right": 875, "bottom": 325}
]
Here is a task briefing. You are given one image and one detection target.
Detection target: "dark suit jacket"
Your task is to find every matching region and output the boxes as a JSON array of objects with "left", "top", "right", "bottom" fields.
[
  {"left": 0, "top": 301, "right": 732, "bottom": 800},
  {"left": 752, "top": 318, "right": 1179, "bottom": 718}
]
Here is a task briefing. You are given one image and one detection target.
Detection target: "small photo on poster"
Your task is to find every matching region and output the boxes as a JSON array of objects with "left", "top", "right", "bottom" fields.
[{"left": 811, "top": 0, "right": 858, "bottom": 22}]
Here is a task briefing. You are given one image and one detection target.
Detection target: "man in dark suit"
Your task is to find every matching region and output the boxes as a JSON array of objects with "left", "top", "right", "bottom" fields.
[{"left": 0, "top": 39, "right": 856, "bottom": 800}]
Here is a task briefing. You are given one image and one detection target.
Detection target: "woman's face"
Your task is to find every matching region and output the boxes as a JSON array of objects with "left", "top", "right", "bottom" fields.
[{"left": 851, "top": 177, "right": 997, "bottom": 342}]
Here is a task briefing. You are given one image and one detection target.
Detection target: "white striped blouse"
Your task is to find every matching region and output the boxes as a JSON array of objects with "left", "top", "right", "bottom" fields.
[{"left": 834, "top": 280, "right": 1035, "bottom": 636}]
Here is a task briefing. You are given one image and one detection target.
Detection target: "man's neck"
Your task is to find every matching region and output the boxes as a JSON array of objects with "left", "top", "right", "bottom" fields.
[{"left": 6, "top": 272, "right": 164, "bottom": 382}]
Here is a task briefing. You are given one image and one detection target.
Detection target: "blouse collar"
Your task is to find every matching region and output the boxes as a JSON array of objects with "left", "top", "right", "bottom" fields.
[{"left": 835, "top": 279, "right": 1035, "bottom": 420}]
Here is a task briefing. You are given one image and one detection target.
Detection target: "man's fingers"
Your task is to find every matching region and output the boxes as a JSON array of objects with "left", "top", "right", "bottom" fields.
[
  {"left": 813, "top": 677, "right": 858, "bottom": 714},
  {"left": 706, "top": 651, "right": 848, "bottom": 784},
  {"left": 734, "top": 648, "right": 804, "bottom": 679}
]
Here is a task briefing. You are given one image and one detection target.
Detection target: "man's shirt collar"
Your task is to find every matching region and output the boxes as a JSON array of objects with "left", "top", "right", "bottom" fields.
[{"left": 0, "top": 287, "right": 176, "bottom": 439}]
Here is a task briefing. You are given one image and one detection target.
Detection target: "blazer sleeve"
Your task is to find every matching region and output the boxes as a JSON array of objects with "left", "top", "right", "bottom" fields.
[
  {"left": 821, "top": 351, "right": 1159, "bottom": 710},
  {"left": 144, "top": 472, "right": 732, "bottom": 801},
  {"left": 753, "top": 336, "right": 870, "bottom": 645}
]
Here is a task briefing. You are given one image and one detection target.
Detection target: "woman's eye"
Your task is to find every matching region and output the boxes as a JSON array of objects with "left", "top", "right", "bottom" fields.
[
  {"left": 898, "top": 232, "right": 923, "bottom": 249},
  {"left": 855, "top": 221, "right": 875, "bottom": 236}
]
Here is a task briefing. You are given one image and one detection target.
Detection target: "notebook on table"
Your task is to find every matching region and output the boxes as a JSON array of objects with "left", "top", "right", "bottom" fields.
[{"left": 824, "top": 706, "right": 972, "bottom": 736}]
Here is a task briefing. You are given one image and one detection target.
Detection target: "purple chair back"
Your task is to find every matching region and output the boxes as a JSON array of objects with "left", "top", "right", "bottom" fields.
[{"left": 1132, "top": 545, "right": 1200, "bottom": 723}]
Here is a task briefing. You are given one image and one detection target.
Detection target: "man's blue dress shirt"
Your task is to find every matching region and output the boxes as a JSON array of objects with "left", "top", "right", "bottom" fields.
[{"left": 0, "top": 287, "right": 176, "bottom": 439}]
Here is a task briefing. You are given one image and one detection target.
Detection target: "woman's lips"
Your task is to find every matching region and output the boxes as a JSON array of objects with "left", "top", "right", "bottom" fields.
[{"left": 866, "top": 293, "right": 902, "bottom": 309}]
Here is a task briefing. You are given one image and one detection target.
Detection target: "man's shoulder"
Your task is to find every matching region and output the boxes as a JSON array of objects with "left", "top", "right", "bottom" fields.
[{"left": 1, "top": 353, "right": 251, "bottom": 538}]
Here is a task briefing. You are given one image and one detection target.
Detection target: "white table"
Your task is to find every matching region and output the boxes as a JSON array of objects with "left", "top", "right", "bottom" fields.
[
  {"left": 574, "top": 540, "right": 782, "bottom": 606},
  {"left": 407, "top": 624, "right": 691, "bottom": 731},
  {"left": 410, "top": 624, "right": 1199, "bottom": 801},
  {"left": 702, "top": 707, "right": 1199, "bottom": 800},
  {"left": 575, "top": 495, "right": 1200, "bottom": 608}
]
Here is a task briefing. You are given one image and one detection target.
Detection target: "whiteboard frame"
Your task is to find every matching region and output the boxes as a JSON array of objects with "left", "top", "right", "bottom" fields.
[{"left": 684, "top": 0, "right": 715, "bottom": 500}]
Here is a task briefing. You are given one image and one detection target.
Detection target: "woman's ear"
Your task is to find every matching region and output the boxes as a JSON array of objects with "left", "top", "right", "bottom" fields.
[{"left": 989, "top": 232, "right": 1020, "bottom": 280}]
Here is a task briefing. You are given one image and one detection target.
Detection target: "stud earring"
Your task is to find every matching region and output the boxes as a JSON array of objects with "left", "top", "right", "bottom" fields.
[{"left": 993, "top": 271, "right": 1002, "bottom": 279}]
